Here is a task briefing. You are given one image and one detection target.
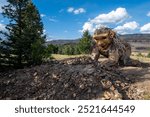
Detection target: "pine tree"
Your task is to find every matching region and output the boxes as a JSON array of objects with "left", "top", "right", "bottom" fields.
[
  {"left": 0, "top": 38, "right": 2, "bottom": 67},
  {"left": 1, "top": 0, "right": 45, "bottom": 67},
  {"left": 22, "top": 1, "right": 46, "bottom": 65},
  {"left": 78, "top": 30, "right": 92, "bottom": 54}
]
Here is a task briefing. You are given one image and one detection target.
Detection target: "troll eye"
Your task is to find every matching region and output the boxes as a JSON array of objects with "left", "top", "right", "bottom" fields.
[{"left": 102, "top": 36, "right": 107, "bottom": 39}]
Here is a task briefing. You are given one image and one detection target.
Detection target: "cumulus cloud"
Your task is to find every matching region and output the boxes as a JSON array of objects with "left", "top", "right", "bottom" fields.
[
  {"left": 91, "top": 7, "right": 129, "bottom": 24},
  {"left": 114, "top": 21, "right": 139, "bottom": 34},
  {"left": 74, "top": 8, "right": 86, "bottom": 14},
  {"left": 140, "top": 23, "right": 150, "bottom": 33},
  {"left": 81, "top": 22, "right": 94, "bottom": 32},
  {"left": 67, "top": 7, "right": 74, "bottom": 13},
  {"left": 81, "top": 7, "right": 129, "bottom": 32},
  {"left": 79, "top": 22, "right": 106, "bottom": 33},
  {"left": 67, "top": 7, "right": 86, "bottom": 14},
  {"left": 147, "top": 12, "right": 150, "bottom": 17}
]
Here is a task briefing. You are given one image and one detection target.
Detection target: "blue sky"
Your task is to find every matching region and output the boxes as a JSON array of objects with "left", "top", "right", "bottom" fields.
[{"left": 1, "top": 0, "right": 150, "bottom": 40}]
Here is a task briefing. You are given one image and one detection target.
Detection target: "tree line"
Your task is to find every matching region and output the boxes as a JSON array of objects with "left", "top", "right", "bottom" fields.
[
  {"left": 46, "top": 30, "right": 93, "bottom": 55},
  {"left": 0, "top": 0, "right": 93, "bottom": 70}
]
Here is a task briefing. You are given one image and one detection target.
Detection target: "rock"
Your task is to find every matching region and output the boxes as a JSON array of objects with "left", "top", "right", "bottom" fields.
[
  {"left": 33, "top": 72, "right": 38, "bottom": 76},
  {"left": 101, "top": 79, "right": 112, "bottom": 89}
]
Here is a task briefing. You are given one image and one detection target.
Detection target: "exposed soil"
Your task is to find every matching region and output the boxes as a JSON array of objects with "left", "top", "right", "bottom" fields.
[
  {"left": 120, "top": 66, "right": 150, "bottom": 99},
  {"left": 0, "top": 56, "right": 150, "bottom": 100}
]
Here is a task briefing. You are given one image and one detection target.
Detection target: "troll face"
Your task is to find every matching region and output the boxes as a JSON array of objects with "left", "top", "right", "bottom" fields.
[{"left": 93, "top": 28, "right": 116, "bottom": 50}]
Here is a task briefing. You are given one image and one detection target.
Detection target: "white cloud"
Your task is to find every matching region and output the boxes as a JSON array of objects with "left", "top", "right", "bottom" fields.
[
  {"left": 90, "top": 7, "right": 129, "bottom": 24},
  {"left": 40, "top": 14, "right": 58, "bottom": 23},
  {"left": 0, "top": 23, "right": 5, "bottom": 31},
  {"left": 67, "top": 7, "right": 74, "bottom": 13},
  {"left": 74, "top": 8, "right": 86, "bottom": 14},
  {"left": 79, "top": 22, "right": 106, "bottom": 33},
  {"left": 67, "top": 7, "right": 86, "bottom": 14},
  {"left": 49, "top": 18, "right": 58, "bottom": 22},
  {"left": 147, "top": 12, "right": 150, "bottom": 17},
  {"left": 114, "top": 21, "right": 139, "bottom": 34},
  {"left": 81, "top": 7, "right": 129, "bottom": 32},
  {"left": 140, "top": 23, "right": 150, "bottom": 33},
  {"left": 40, "top": 14, "right": 46, "bottom": 18},
  {"left": 81, "top": 22, "right": 94, "bottom": 32}
]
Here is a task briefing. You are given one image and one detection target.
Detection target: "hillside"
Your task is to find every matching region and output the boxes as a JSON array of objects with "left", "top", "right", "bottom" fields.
[
  {"left": 46, "top": 34, "right": 150, "bottom": 52},
  {"left": 121, "top": 34, "right": 150, "bottom": 52},
  {"left": 46, "top": 39, "right": 79, "bottom": 46},
  {"left": 120, "top": 34, "right": 150, "bottom": 41},
  {"left": 46, "top": 34, "right": 150, "bottom": 45}
]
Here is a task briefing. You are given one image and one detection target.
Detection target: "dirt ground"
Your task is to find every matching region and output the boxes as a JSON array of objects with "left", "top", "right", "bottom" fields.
[
  {"left": 0, "top": 57, "right": 133, "bottom": 100},
  {"left": 41, "top": 54, "right": 150, "bottom": 99},
  {"left": 98, "top": 54, "right": 150, "bottom": 99},
  {"left": 122, "top": 53, "right": 150, "bottom": 99},
  {"left": 120, "top": 66, "right": 150, "bottom": 99},
  {"left": 0, "top": 56, "right": 150, "bottom": 100}
]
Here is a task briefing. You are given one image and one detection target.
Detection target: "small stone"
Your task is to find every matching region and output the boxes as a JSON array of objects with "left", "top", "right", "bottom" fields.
[
  {"left": 110, "top": 86, "right": 115, "bottom": 90},
  {"left": 73, "top": 93, "right": 76, "bottom": 97},
  {"left": 79, "top": 84, "right": 84, "bottom": 89},
  {"left": 104, "top": 91, "right": 111, "bottom": 99},
  {"left": 64, "top": 84, "right": 69, "bottom": 88},
  {"left": 120, "top": 83, "right": 125, "bottom": 87},
  {"left": 33, "top": 72, "right": 37, "bottom": 76},
  {"left": 52, "top": 74, "right": 57, "bottom": 78},
  {"left": 101, "top": 79, "right": 112, "bottom": 89}
]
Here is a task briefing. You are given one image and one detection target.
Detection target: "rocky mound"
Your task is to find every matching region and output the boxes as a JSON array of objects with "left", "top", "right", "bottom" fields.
[{"left": 0, "top": 56, "right": 137, "bottom": 100}]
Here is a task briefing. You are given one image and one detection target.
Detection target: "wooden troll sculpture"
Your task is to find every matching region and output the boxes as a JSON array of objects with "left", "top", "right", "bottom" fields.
[{"left": 91, "top": 27, "right": 131, "bottom": 66}]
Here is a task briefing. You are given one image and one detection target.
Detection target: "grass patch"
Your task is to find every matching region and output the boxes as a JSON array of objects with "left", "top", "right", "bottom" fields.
[
  {"left": 131, "top": 56, "right": 150, "bottom": 63},
  {"left": 131, "top": 52, "right": 150, "bottom": 63},
  {"left": 143, "top": 93, "right": 150, "bottom": 100},
  {"left": 51, "top": 53, "right": 150, "bottom": 63},
  {"left": 51, "top": 54, "right": 89, "bottom": 60}
]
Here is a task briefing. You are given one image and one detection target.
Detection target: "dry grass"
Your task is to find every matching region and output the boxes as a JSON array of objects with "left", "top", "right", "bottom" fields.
[
  {"left": 52, "top": 54, "right": 89, "bottom": 60},
  {"left": 52, "top": 52, "right": 150, "bottom": 63},
  {"left": 131, "top": 56, "right": 150, "bottom": 63},
  {"left": 143, "top": 93, "right": 150, "bottom": 100},
  {"left": 131, "top": 52, "right": 150, "bottom": 63}
]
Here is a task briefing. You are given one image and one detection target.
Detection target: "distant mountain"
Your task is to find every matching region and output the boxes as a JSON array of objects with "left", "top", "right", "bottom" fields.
[
  {"left": 120, "top": 34, "right": 150, "bottom": 41},
  {"left": 46, "top": 34, "right": 150, "bottom": 45},
  {"left": 46, "top": 39, "right": 79, "bottom": 46}
]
